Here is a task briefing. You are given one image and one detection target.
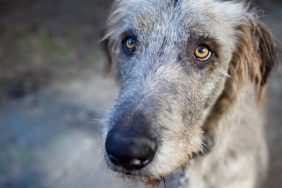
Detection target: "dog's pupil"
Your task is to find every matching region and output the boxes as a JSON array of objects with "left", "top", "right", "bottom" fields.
[
  {"left": 126, "top": 38, "right": 135, "bottom": 48},
  {"left": 198, "top": 47, "right": 206, "bottom": 54}
]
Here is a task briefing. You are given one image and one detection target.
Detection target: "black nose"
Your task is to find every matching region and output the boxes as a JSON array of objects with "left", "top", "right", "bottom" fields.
[{"left": 105, "top": 130, "right": 157, "bottom": 170}]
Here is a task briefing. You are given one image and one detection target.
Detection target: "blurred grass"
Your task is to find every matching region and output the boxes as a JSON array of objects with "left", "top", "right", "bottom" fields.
[
  {"left": 0, "top": 146, "right": 34, "bottom": 169},
  {"left": 38, "top": 36, "right": 57, "bottom": 52},
  {"left": 0, "top": 0, "right": 110, "bottom": 101},
  {"left": 0, "top": 30, "right": 97, "bottom": 100}
]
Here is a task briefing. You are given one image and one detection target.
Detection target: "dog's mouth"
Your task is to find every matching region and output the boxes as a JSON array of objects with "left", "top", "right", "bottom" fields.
[
  {"left": 106, "top": 154, "right": 191, "bottom": 187},
  {"left": 104, "top": 148, "right": 193, "bottom": 187},
  {"left": 118, "top": 171, "right": 164, "bottom": 187},
  {"left": 104, "top": 152, "right": 168, "bottom": 185}
]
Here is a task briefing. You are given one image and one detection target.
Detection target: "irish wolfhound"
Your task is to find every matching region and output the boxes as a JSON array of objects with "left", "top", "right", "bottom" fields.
[{"left": 101, "top": 0, "right": 277, "bottom": 187}]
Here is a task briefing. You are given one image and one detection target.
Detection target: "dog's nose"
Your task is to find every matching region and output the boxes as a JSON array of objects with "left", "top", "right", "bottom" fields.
[{"left": 105, "top": 130, "right": 157, "bottom": 170}]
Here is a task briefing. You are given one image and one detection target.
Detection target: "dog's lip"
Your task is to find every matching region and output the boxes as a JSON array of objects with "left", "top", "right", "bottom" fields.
[
  {"left": 105, "top": 155, "right": 141, "bottom": 175},
  {"left": 123, "top": 170, "right": 137, "bottom": 176},
  {"left": 109, "top": 164, "right": 140, "bottom": 176}
]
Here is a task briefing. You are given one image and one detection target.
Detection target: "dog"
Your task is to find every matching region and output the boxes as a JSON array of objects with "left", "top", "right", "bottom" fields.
[{"left": 101, "top": 0, "right": 277, "bottom": 187}]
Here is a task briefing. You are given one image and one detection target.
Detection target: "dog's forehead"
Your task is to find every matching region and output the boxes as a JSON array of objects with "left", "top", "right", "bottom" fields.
[
  {"left": 121, "top": 0, "right": 244, "bottom": 38},
  {"left": 105, "top": 0, "right": 246, "bottom": 41},
  {"left": 129, "top": 0, "right": 214, "bottom": 27}
]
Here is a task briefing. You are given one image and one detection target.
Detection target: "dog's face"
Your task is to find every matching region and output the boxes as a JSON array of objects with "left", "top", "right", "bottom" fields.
[{"left": 101, "top": 0, "right": 276, "bottom": 184}]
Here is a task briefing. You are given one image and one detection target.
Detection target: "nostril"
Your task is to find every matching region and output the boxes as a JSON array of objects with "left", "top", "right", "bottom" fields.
[
  {"left": 108, "top": 154, "right": 120, "bottom": 166},
  {"left": 105, "top": 131, "right": 157, "bottom": 170}
]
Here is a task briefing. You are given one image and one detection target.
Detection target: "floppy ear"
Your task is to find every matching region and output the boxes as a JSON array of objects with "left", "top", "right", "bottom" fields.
[
  {"left": 202, "top": 17, "right": 278, "bottom": 150},
  {"left": 230, "top": 18, "right": 278, "bottom": 102},
  {"left": 101, "top": 36, "right": 120, "bottom": 80},
  {"left": 253, "top": 22, "right": 278, "bottom": 86},
  {"left": 100, "top": 0, "right": 128, "bottom": 81}
]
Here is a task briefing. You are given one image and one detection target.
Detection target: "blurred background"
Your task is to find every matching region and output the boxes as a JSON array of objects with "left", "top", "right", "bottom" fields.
[{"left": 0, "top": 0, "right": 281, "bottom": 187}]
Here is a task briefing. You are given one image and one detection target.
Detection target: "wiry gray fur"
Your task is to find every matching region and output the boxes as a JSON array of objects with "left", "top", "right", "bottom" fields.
[{"left": 101, "top": 0, "right": 277, "bottom": 187}]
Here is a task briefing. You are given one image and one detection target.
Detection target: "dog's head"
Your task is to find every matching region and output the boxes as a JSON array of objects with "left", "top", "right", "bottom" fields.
[{"left": 101, "top": 0, "right": 277, "bottom": 185}]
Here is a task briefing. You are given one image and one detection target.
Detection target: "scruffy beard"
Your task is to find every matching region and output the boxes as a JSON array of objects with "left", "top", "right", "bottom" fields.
[
  {"left": 103, "top": 142, "right": 196, "bottom": 187},
  {"left": 103, "top": 120, "right": 204, "bottom": 186},
  {"left": 115, "top": 161, "right": 192, "bottom": 188}
]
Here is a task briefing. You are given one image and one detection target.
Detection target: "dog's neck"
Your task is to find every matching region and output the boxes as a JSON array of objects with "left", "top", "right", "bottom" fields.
[
  {"left": 201, "top": 75, "right": 264, "bottom": 151},
  {"left": 178, "top": 80, "right": 265, "bottom": 188}
]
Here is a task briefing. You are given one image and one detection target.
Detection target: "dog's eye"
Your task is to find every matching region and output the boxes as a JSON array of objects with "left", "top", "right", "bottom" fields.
[
  {"left": 194, "top": 46, "right": 211, "bottom": 61},
  {"left": 122, "top": 37, "right": 136, "bottom": 55}
]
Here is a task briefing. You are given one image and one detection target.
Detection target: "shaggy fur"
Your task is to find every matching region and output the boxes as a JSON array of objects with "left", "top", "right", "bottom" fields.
[{"left": 101, "top": 0, "right": 277, "bottom": 187}]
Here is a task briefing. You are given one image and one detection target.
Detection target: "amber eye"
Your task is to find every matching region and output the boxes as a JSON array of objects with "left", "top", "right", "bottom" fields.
[
  {"left": 194, "top": 46, "right": 211, "bottom": 61},
  {"left": 123, "top": 37, "right": 136, "bottom": 55}
]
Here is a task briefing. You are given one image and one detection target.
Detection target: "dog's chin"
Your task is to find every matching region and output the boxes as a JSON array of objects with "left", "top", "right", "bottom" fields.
[
  {"left": 105, "top": 160, "right": 164, "bottom": 184},
  {"left": 104, "top": 163, "right": 162, "bottom": 186},
  {"left": 105, "top": 155, "right": 190, "bottom": 187},
  {"left": 119, "top": 173, "right": 163, "bottom": 187}
]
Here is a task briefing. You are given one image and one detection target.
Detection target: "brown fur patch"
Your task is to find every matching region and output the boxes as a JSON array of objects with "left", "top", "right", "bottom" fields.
[
  {"left": 143, "top": 179, "right": 162, "bottom": 187},
  {"left": 202, "top": 18, "right": 278, "bottom": 142},
  {"left": 233, "top": 20, "right": 277, "bottom": 102}
]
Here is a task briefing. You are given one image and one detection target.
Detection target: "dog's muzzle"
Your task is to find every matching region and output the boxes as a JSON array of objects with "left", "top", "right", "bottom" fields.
[{"left": 105, "top": 111, "right": 157, "bottom": 170}]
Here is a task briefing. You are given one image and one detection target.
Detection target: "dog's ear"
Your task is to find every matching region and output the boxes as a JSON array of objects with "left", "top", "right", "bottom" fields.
[
  {"left": 100, "top": 1, "right": 127, "bottom": 81},
  {"left": 252, "top": 22, "right": 278, "bottom": 86},
  {"left": 101, "top": 36, "right": 120, "bottom": 80},
  {"left": 202, "top": 18, "right": 278, "bottom": 150},
  {"left": 231, "top": 18, "right": 278, "bottom": 102}
]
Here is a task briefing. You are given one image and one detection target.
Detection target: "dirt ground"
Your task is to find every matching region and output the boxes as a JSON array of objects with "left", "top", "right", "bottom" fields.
[{"left": 0, "top": 0, "right": 281, "bottom": 188}]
